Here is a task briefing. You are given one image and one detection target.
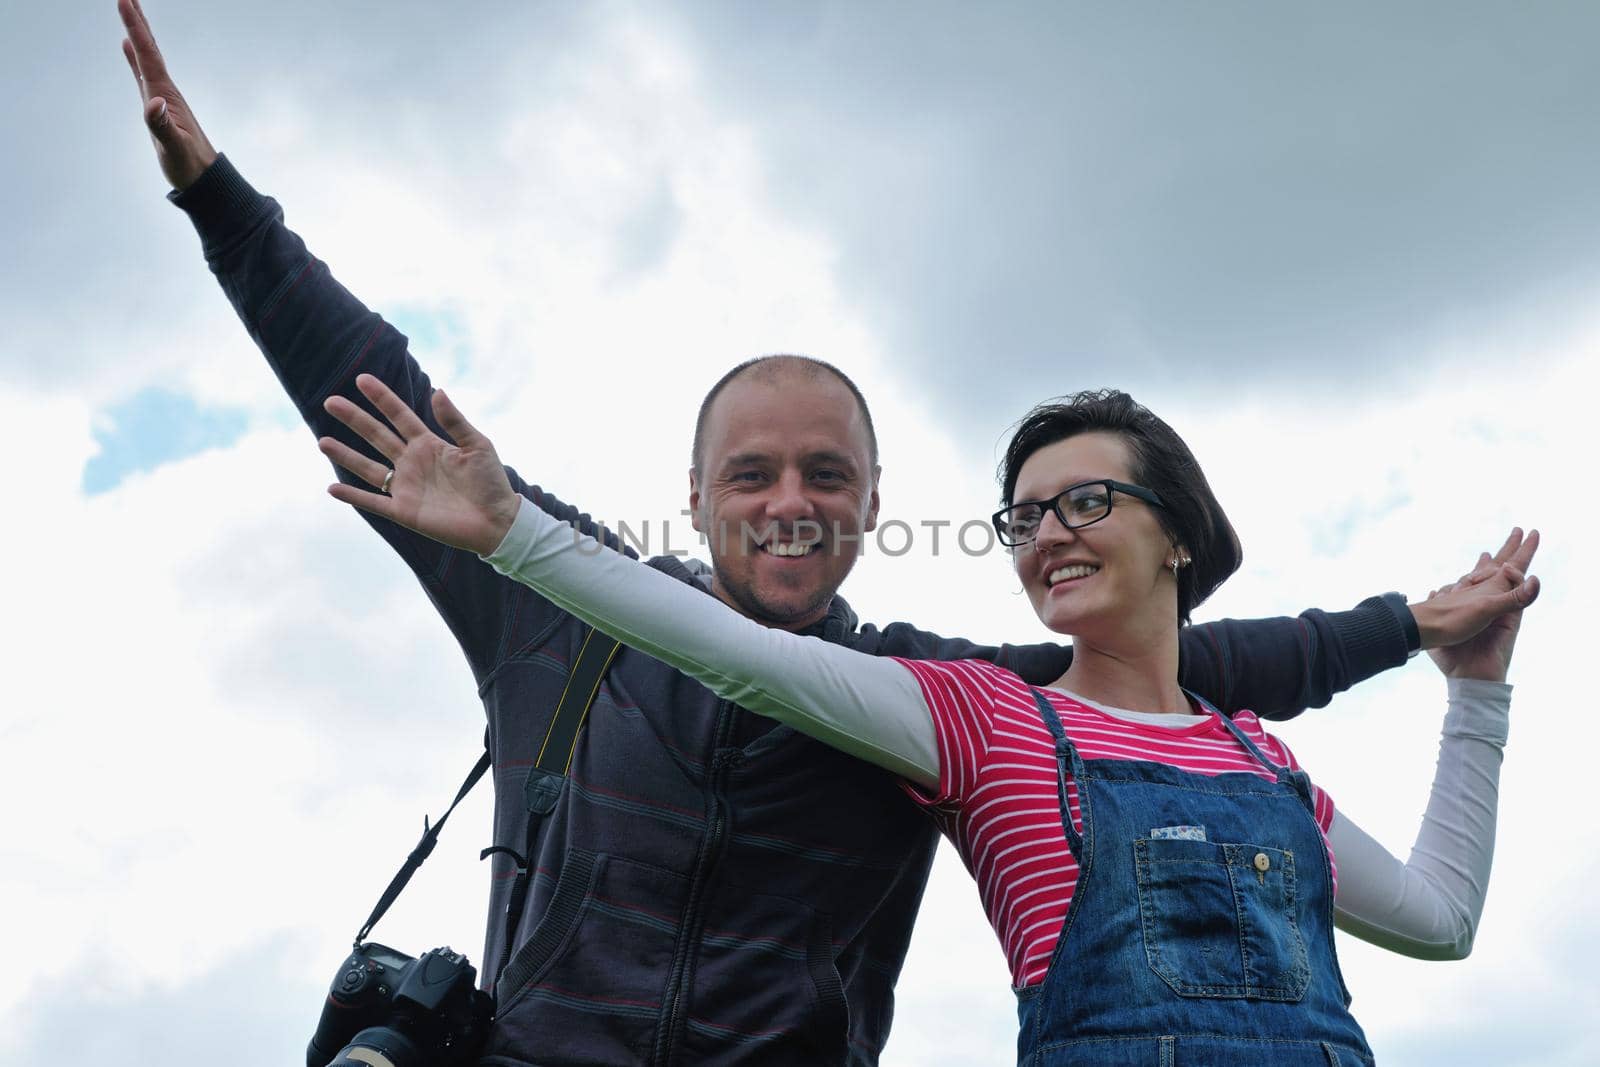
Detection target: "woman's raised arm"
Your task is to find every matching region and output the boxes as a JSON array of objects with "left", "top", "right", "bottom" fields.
[
  {"left": 1329, "top": 547, "right": 1537, "bottom": 958},
  {"left": 1329, "top": 677, "right": 1512, "bottom": 959},
  {"left": 319, "top": 374, "right": 941, "bottom": 786}
]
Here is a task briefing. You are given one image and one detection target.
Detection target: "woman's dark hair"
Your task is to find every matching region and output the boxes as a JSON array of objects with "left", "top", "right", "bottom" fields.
[{"left": 997, "top": 389, "right": 1242, "bottom": 625}]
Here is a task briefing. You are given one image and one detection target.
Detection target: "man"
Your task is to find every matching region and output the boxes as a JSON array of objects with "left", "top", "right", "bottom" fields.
[{"left": 118, "top": 3, "right": 1536, "bottom": 1063}]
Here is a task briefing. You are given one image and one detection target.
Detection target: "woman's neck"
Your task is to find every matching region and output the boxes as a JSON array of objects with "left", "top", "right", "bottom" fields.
[{"left": 1051, "top": 625, "right": 1186, "bottom": 715}]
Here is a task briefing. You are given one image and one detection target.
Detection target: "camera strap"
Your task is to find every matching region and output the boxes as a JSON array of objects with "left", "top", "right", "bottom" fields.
[
  {"left": 354, "top": 748, "right": 492, "bottom": 946},
  {"left": 493, "top": 626, "right": 623, "bottom": 976},
  {"left": 351, "top": 625, "right": 621, "bottom": 951}
]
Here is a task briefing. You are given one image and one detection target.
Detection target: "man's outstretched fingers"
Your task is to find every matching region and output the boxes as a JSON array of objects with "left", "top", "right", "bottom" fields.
[
  {"left": 121, "top": 36, "right": 144, "bottom": 94},
  {"left": 1503, "top": 565, "right": 1541, "bottom": 609},
  {"left": 145, "top": 96, "right": 170, "bottom": 135},
  {"left": 119, "top": 0, "right": 165, "bottom": 80},
  {"left": 118, "top": 0, "right": 218, "bottom": 188},
  {"left": 119, "top": 30, "right": 168, "bottom": 129},
  {"left": 125, "top": 0, "right": 167, "bottom": 72}
]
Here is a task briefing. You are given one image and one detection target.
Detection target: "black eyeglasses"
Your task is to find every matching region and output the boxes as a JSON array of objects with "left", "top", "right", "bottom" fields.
[{"left": 991, "top": 479, "right": 1165, "bottom": 547}]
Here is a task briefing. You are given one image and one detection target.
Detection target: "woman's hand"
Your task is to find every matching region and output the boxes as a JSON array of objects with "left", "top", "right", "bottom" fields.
[
  {"left": 319, "top": 374, "right": 521, "bottom": 557},
  {"left": 1425, "top": 529, "right": 1541, "bottom": 683}
]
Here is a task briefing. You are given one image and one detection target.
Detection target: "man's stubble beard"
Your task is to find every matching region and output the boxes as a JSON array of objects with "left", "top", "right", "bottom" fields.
[
  {"left": 715, "top": 571, "right": 839, "bottom": 630},
  {"left": 699, "top": 513, "right": 862, "bottom": 630}
]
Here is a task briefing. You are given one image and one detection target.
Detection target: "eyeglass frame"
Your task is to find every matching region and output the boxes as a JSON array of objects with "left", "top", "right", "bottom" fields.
[{"left": 990, "top": 479, "right": 1166, "bottom": 547}]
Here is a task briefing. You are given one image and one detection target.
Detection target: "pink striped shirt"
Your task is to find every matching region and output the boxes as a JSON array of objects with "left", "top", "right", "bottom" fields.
[{"left": 895, "top": 658, "right": 1336, "bottom": 989}]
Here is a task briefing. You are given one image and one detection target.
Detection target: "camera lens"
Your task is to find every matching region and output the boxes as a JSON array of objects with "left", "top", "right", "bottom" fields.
[{"left": 323, "top": 1026, "right": 422, "bottom": 1067}]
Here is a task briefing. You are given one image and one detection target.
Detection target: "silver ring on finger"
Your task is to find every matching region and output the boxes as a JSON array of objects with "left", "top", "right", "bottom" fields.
[{"left": 381, "top": 468, "right": 395, "bottom": 495}]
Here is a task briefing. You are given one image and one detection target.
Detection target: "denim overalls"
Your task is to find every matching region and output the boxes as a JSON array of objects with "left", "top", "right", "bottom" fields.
[{"left": 1017, "top": 689, "right": 1375, "bottom": 1066}]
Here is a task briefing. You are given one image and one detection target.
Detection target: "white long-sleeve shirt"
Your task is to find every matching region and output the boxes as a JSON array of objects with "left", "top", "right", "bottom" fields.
[{"left": 485, "top": 497, "right": 1509, "bottom": 965}]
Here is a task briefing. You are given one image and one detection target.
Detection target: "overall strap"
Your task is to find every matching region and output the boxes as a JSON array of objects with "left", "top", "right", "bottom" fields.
[
  {"left": 492, "top": 627, "right": 623, "bottom": 978},
  {"left": 1194, "top": 691, "right": 1317, "bottom": 811},
  {"left": 1189, "top": 690, "right": 1284, "bottom": 774},
  {"left": 1030, "top": 687, "right": 1089, "bottom": 860}
]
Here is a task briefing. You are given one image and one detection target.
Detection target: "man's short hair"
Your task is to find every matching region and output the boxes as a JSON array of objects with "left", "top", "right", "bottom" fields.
[{"left": 691, "top": 355, "right": 880, "bottom": 474}]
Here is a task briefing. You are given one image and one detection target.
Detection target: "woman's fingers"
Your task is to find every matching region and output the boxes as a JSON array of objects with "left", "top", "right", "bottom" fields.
[
  {"left": 318, "top": 436, "right": 392, "bottom": 491},
  {"left": 1490, "top": 527, "right": 1525, "bottom": 567},
  {"left": 431, "top": 387, "right": 488, "bottom": 450},
  {"left": 1461, "top": 552, "right": 1494, "bottom": 585},
  {"left": 1511, "top": 528, "right": 1540, "bottom": 571},
  {"left": 355, "top": 374, "right": 432, "bottom": 445},
  {"left": 327, "top": 480, "right": 397, "bottom": 522},
  {"left": 323, "top": 393, "right": 408, "bottom": 461}
]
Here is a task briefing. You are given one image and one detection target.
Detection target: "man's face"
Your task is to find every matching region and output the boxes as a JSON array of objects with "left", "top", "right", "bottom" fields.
[{"left": 690, "top": 370, "right": 880, "bottom": 631}]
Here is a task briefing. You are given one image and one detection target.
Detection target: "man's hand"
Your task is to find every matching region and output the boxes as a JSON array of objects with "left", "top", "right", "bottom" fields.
[
  {"left": 119, "top": 0, "right": 217, "bottom": 190},
  {"left": 1416, "top": 528, "right": 1541, "bottom": 683},
  {"left": 319, "top": 375, "right": 523, "bottom": 558},
  {"left": 1410, "top": 527, "right": 1540, "bottom": 650}
]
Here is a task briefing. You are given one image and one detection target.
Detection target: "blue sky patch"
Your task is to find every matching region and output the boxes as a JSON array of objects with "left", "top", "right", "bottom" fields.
[
  {"left": 1307, "top": 476, "right": 1413, "bottom": 557},
  {"left": 387, "top": 305, "right": 472, "bottom": 379},
  {"left": 82, "top": 388, "right": 251, "bottom": 496}
]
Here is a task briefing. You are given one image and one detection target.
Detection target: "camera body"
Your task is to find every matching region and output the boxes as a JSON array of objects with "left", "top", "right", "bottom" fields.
[{"left": 307, "top": 942, "right": 494, "bottom": 1067}]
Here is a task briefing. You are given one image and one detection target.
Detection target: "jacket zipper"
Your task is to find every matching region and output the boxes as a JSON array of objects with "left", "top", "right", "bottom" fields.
[{"left": 653, "top": 702, "right": 740, "bottom": 1064}]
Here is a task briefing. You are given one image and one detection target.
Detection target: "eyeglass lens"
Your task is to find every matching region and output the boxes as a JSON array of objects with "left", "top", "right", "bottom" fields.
[{"left": 1000, "top": 482, "right": 1114, "bottom": 543}]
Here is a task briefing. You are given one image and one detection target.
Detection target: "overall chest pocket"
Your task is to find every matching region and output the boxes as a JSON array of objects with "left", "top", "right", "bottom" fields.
[{"left": 1133, "top": 837, "right": 1309, "bottom": 1001}]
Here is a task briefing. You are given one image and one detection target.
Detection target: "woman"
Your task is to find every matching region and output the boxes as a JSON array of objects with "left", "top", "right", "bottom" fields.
[{"left": 321, "top": 376, "right": 1536, "bottom": 1066}]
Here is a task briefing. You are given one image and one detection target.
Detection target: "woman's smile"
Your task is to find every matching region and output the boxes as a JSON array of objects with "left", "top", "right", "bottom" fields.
[{"left": 1044, "top": 561, "right": 1101, "bottom": 587}]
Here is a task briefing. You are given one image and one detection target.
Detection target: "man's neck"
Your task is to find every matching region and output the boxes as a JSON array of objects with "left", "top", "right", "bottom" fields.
[{"left": 708, "top": 576, "right": 839, "bottom": 635}]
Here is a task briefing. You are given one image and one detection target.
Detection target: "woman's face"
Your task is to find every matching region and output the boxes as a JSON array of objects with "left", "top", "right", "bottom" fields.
[{"left": 1010, "top": 431, "right": 1179, "bottom": 642}]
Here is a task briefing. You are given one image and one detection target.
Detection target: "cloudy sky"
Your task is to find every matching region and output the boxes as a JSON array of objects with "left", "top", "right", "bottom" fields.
[{"left": 2, "top": 2, "right": 1594, "bottom": 1063}]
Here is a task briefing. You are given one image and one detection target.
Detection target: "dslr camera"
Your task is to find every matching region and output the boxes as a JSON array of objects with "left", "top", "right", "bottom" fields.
[{"left": 306, "top": 941, "right": 494, "bottom": 1067}]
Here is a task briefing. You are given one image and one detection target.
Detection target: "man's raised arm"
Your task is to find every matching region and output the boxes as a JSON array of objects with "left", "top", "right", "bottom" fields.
[
  {"left": 120, "top": 0, "right": 215, "bottom": 190},
  {"left": 858, "top": 595, "right": 1411, "bottom": 720},
  {"left": 1165, "top": 529, "right": 1539, "bottom": 719},
  {"left": 121, "top": 0, "right": 426, "bottom": 448},
  {"left": 863, "top": 529, "right": 1538, "bottom": 721},
  {"left": 117, "top": 0, "right": 634, "bottom": 677}
]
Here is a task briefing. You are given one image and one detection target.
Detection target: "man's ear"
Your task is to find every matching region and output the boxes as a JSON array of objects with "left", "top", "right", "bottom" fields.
[
  {"left": 863, "top": 465, "right": 882, "bottom": 532},
  {"left": 688, "top": 468, "right": 704, "bottom": 533}
]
